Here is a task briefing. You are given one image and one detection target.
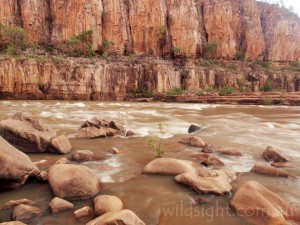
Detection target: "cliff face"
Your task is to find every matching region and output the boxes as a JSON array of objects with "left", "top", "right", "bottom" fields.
[
  {"left": 0, "top": 57, "right": 299, "bottom": 100},
  {"left": 0, "top": 0, "right": 299, "bottom": 61}
]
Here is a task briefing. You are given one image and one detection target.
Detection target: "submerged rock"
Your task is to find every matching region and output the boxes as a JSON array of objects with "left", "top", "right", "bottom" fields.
[
  {"left": 262, "top": 146, "right": 289, "bottom": 163},
  {"left": 2, "top": 199, "right": 36, "bottom": 210},
  {"left": 94, "top": 195, "right": 124, "bottom": 216},
  {"left": 180, "top": 136, "right": 208, "bottom": 148},
  {"left": 48, "top": 164, "right": 100, "bottom": 200},
  {"left": 192, "top": 153, "right": 225, "bottom": 167},
  {"left": 49, "top": 197, "right": 74, "bottom": 213},
  {"left": 0, "top": 137, "right": 40, "bottom": 189},
  {"left": 251, "top": 163, "right": 290, "bottom": 177},
  {"left": 230, "top": 181, "right": 300, "bottom": 225},
  {"left": 11, "top": 204, "right": 41, "bottom": 222},
  {"left": 218, "top": 148, "right": 243, "bottom": 157},
  {"left": 71, "top": 150, "right": 103, "bottom": 162},
  {"left": 175, "top": 169, "right": 236, "bottom": 195},
  {"left": 68, "top": 117, "right": 127, "bottom": 139},
  {"left": 0, "top": 112, "right": 72, "bottom": 153},
  {"left": 188, "top": 124, "right": 202, "bottom": 133},
  {"left": 74, "top": 206, "right": 93, "bottom": 219},
  {"left": 86, "top": 209, "right": 146, "bottom": 225},
  {"left": 143, "top": 158, "right": 197, "bottom": 175}
]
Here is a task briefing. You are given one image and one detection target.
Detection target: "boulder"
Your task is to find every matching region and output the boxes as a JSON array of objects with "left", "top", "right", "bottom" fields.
[
  {"left": 251, "top": 163, "right": 290, "bottom": 177},
  {"left": 67, "top": 127, "right": 117, "bottom": 139},
  {"left": 0, "top": 137, "right": 40, "bottom": 189},
  {"left": 143, "top": 158, "right": 197, "bottom": 175},
  {"left": 0, "top": 112, "right": 56, "bottom": 153},
  {"left": 94, "top": 195, "right": 123, "bottom": 216},
  {"left": 55, "top": 158, "right": 71, "bottom": 165},
  {"left": 68, "top": 117, "right": 126, "bottom": 139},
  {"left": 86, "top": 209, "right": 146, "bottom": 225},
  {"left": 49, "top": 197, "right": 74, "bottom": 213},
  {"left": 192, "top": 154, "right": 225, "bottom": 167},
  {"left": 72, "top": 150, "right": 102, "bottom": 162},
  {"left": 180, "top": 136, "right": 208, "bottom": 148},
  {"left": 230, "top": 181, "right": 300, "bottom": 225},
  {"left": 48, "top": 164, "right": 100, "bottom": 200},
  {"left": 262, "top": 146, "right": 289, "bottom": 163},
  {"left": 218, "top": 148, "right": 243, "bottom": 157},
  {"left": 11, "top": 204, "right": 41, "bottom": 221},
  {"left": 37, "top": 171, "right": 48, "bottom": 181},
  {"left": 188, "top": 124, "right": 202, "bottom": 133},
  {"left": 110, "top": 147, "right": 127, "bottom": 155},
  {"left": 49, "top": 135, "right": 72, "bottom": 154},
  {"left": 74, "top": 206, "right": 93, "bottom": 219},
  {"left": 2, "top": 199, "right": 36, "bottom": 210},
  {"left": 175, "top": 169, "right": 236, "bottom": 195}
]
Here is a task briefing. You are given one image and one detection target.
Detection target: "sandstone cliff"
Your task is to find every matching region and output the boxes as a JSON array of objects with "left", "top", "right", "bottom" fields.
[
  {"left": 0, "top": 56, "right": 299, "bottom": 100},
  {"left": 0, "top": 0, "right": 299, "bottom": 61}
]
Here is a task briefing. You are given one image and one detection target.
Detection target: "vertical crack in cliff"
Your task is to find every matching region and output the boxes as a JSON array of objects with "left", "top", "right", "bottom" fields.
[
  {"left": 45, "top": 0, "right": 53, "bottom": 43},
  {"left": 15, "top": 0, "right": 23, "bottom": 27},
  {"left": 124, "top": 0, "right": 133, "bottom": 55}
]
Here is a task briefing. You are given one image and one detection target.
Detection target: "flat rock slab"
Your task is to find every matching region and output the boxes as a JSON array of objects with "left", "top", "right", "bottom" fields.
[
  {"left": 12, "top": 204, "right": 41, "bottom": 222},
  {"left": 0, "top": 112, "right": 56, "bottom": 153},
  {"left": 175, "top": 169, "right": 236, "bottom": 195}
]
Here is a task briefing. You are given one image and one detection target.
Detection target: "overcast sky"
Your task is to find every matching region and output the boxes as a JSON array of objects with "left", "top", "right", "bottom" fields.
[{"left": 258, "top": 0, "right": 300, "bottom": 15}]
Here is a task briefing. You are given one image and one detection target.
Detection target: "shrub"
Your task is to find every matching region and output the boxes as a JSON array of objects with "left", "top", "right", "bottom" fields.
[
  {"left": 197, "top": 89, "right": 204, "bottom": 96},
  {"left": 102, "top": 51, "right": 109, "bottom": 59},
  {"left": 148, "top": 123, "right": 167, "bottom": 158},
  {"left": 145, "top": 89, "right": 153, "bottom": 98},
  {"left": 235, "top": 51, "right": 245, "bottom": 60},
  {"left": 219, "top": 87, "right": 234, "bottom": 96},
  {"left": 159, "top": 25, "right": 167, "bottom": 34},
  {"left": 4, "top": 26, "right": 26, "bottom": 54},
  {"left": 204, "top": 41, "right": 218, "bottom": 59},
  {"left": 5, "top": 45, "right": 17, "bottom": 56},
  {"left": 262, "top": 97, "right": 273, "bottom": 105},
  {"left": 173, "top": 47, "right": 181, "bottom": 56},
  {"left": 290, "top": 60, "right": 300, "bottom": 67},
  {"left": 206, "top": 86, "right": 216, "bottom": 93},
  {"left": 181, "top": 70, "right": 189, "bottom": 79},
  {"left": 166, "top": 87, "right": 183, "bottom": 96},
  {"left": 262, "top": 80, "right": 273, "bottom": 92}
]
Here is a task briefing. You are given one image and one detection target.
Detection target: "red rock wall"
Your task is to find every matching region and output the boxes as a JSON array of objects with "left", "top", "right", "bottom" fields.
[{"left": 0, "top": 0, "right": 299, "bottom": 61}]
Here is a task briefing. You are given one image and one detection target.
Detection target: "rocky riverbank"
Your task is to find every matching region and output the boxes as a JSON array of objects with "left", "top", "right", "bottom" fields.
[{"left": 0, "top": 56, "right": 299, "bottom": 104}]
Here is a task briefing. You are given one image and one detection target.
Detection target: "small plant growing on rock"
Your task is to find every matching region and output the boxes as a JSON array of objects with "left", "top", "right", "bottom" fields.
[
  {"left": 166, "top": 87, "right": 183, "bottom": 96},
  {"left": 197, "top": 89, "right": 204, "bottom": 96},
  {"left": 181, "top": 70, "right": 189, "bottom": 79},
  {"left": 219, "top": 87, "right": 234, "bottom": 96},
  {"left": 148, "top": 123, "right": 167, "bottom": 158},
  {"left": 159, "top": 25, "right": 167, "bottom": 34},
  {"left": 262, "top": 80, "right": 273, "bottom": 92},
  {"left": 262, "top": 96, "right": 273, "bottom": 105},
  {"left": 235, "top": 50, "right": 245, "bottom": 61},
  {"left": 204, "top": 41, "right": 218, "bottom": 59},
  {"left": 290, "top": 60, "right": 300, "bottom": 67}
]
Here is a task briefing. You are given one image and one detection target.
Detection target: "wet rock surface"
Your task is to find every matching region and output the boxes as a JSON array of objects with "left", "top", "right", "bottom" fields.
[
  {"left": 0, "top": 137, "right": 40, "bottom": 189},
  {"left": 48, "top": 164, "right": 100, "bottom": 200},
  {"left": 230, "top": 181, "right": 300, "bottom": 225}
]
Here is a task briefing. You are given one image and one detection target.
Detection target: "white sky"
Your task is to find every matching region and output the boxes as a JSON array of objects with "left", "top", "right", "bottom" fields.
[{"left": 259, "top": 0, "right": 300, "bottom": 15}]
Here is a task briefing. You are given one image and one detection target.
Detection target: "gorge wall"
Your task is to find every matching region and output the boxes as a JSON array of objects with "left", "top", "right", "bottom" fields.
[
  {"left": 0, "top": 57, "right": 299, "bottom": 100},
  {"left": 0, "top": 0, "right": 300, "bottom": 61}
]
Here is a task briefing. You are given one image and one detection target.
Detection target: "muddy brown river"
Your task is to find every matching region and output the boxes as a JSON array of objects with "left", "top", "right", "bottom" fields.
[{"left": 0, "top": 101, "right": 300, "bottom": 225}]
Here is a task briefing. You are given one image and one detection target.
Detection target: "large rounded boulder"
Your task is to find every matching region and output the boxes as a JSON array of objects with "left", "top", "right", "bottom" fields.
[
  {"left": 94, "top": 195, "right": 124, "bottom": 216},
  {"left": 48, "top": 164, "right": 100, "bottom": 200},
  {"left": 0, "top": 137, "right": 40, "bottom": 189},
  {"left": 230, "top": 181, "right": 300, "bottom": 225},
  {"left": 143, "top": 158, "right": 197, "bottom": 175}
]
